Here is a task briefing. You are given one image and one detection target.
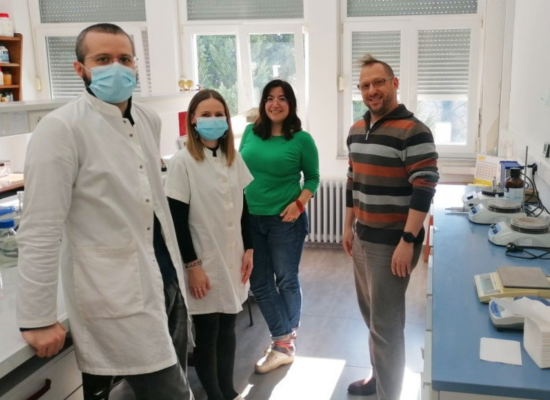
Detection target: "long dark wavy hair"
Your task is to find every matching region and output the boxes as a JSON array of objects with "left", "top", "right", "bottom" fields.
[{"left": 253, "top": 79, "right": 302, "bottom": 140}]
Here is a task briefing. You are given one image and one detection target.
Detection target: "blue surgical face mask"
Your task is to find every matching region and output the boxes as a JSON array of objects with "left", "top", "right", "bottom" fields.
[
  {"left": 196, "top": 117, "right": 229, "bottom": 141},
  {"left": 85, "top": 62, "right": 137, "bottom": 104}
]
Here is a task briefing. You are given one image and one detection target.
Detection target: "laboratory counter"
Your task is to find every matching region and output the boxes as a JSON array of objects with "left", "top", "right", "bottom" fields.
[
  {"left": 0, "top": 196, "right": 80, "bottom": 399},
  {"left": 430, "top": 185, "right": 550, "bottom": 399}
]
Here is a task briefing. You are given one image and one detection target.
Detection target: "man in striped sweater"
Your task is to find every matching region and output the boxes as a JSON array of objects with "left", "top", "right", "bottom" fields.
[{"left": 343, "top": 54, "right": 439, "bottom": 399}]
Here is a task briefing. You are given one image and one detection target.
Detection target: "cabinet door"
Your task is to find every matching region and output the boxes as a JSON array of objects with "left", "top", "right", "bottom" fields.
[{"left": 3, "top": 347, "right": 82, "bottom": 400}]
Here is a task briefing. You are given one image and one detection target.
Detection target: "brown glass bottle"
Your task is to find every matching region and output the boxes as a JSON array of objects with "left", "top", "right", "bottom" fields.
[{"left": 505, "top": 168, "right": 524, "bottom": 201}]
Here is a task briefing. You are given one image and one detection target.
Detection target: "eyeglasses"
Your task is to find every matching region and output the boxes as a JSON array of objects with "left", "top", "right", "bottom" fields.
[
  {"left": 85, "top": 55, "right": 138, "bottom": 67},
  {"left": 357, "top": 77, "right": 394, "bottom": 92}
]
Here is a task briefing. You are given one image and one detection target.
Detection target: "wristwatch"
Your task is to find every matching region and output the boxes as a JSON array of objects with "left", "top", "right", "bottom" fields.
[{"left": 402, "top": 231, "right": 417, "bottom": 243}]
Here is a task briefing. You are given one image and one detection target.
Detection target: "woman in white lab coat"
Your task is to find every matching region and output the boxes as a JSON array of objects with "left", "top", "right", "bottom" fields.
[{"left": 165, "top": 90, "right": 253, "bottom": 400}]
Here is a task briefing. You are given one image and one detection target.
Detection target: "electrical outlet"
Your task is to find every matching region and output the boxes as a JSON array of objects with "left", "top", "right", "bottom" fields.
[{"left": 28, "top": 110, "right": 51, "bottom": 132}]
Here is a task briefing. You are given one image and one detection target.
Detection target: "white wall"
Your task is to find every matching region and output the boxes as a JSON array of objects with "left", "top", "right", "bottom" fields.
[
  {"left": 306, "top": 0, "right": 345, "bottom": 179},
  {"left": 502, "top": 0, "right": 550, "bottom": 206}
]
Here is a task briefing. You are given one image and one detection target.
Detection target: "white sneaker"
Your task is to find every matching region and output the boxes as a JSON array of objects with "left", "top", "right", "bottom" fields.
[{"left": 255, "top": 349, "right": 294, "bottom": 374}]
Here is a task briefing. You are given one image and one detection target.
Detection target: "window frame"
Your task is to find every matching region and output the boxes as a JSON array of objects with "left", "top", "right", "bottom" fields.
[
  {"left": 28, "top": 1, "right": 150, "bottom": 99},
  {"left": 340, "top": 12, "right": 483, "bottom": 158}
]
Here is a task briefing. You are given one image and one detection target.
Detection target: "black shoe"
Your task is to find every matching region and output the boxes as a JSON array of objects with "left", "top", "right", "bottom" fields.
[{"left": 347, "top": 377, "right": 377, "bottom": 396}]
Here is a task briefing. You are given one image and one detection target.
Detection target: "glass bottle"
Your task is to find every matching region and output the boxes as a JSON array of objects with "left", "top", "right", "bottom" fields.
[
  {"left": 505, "top": 168, "right": 524, "bottom": 202},
  {"left": 0, "top": 219, "right": 18, "bottom": 268}
]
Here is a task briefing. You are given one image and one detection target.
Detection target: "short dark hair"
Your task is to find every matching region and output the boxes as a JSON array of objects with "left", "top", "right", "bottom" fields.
[
  {"left": 75, "top": 23, "right": 135, "bottom": 63},
  {"left": 254, "top": 79, "right": 302, "bottom": 140},
  {"left": 359, "top": 54, "right": 395, "bottom": 77}
]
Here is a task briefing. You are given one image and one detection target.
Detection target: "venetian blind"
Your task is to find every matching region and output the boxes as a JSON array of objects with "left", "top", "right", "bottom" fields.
[
  {"left": 347, "top": 0, "right": 477, "bottom": 17},
  {"left": 186, "top": 0, "right": 303, "bottom": 20},
  {"left": 418, "top": 29, "right": 471, "bottom": 95},
  {"left": 39, "top": 0, "right": 146, "bottom": 23}
]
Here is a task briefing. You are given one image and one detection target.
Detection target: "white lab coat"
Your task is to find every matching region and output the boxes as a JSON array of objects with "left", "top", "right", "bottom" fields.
[
  {"left": 16, "top": 92, "right": 190, "bottom": 375},
  {"left": 165, "top": 147, "right": 253, "bottom": 315}
]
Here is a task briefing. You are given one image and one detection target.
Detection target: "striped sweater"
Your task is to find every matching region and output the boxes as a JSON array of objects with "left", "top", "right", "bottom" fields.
[{"left": 346, "top": 104, "right": 439, "bottom": 245}]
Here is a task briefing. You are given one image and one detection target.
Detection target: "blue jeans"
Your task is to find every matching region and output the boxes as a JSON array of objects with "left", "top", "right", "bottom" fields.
[{"left": 249, "top": 213, "right": 308, "bottom": 338}]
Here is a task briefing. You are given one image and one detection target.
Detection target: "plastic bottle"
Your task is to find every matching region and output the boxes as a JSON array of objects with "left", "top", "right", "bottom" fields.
[
  {"left": 505, "top": 168, "right": 524, "bottom": 202},
  {"left": 0, "top": 14, "right": 14, "bottom": 37},
  {"left": 0, "top": 45, "right": 9, "bottom": 63},
  {"left": 0, "top": 68, "right": 4, "bottom": 86},
  {"left": 0, "top": 219, "right": 18, "bottom": 268},
  {"left": 3, "top": 70, "right": 11, "bottom": 85}
]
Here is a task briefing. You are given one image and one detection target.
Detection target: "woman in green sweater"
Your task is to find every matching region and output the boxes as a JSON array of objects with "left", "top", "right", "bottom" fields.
[{"left": 239, "top": 79, "right": 320, "bottom": 374}]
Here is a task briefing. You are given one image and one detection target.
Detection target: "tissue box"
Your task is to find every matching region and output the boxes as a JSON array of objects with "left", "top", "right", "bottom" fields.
[
  {"left": 524, "top": 317, "right": 550, "bottom": 368},
  {"left": 0, "top": 160, "right": 11, "bottom": 178}
]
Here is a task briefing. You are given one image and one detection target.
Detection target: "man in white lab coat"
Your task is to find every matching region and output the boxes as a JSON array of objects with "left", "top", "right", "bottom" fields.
[{"left": 16, "top": 23, "right": 193, "bottom": 399}]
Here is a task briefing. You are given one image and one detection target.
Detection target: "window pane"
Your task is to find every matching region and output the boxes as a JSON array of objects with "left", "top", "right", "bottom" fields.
[
  {"left": 46, "top": 36, "right": 144, "bottom": 99},
  {"left": 351, "top": 31, "right": 400, "bottom": 123},
  {"left": 196, "top": 35, "right": 238, "bottom": 115},
  {"left": 249, "top": 34, "right": 296, "bottom": 106},
  {"left": 39, "top": 0, "right": 146, "bottom": 23},
  {"left": 187, "top": 0, "right": 303, "bottom": 20},
  {"left": 416, "top": 29, "right": 471, "bottom": 144},
  {"left": 347, "top": 0, "right": 477, "bottom": 17}
]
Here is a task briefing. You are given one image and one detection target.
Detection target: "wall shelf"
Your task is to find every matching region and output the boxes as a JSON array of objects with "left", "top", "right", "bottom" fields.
[{"left": 0, "top": 33, "right": 22, "bottom": 101}]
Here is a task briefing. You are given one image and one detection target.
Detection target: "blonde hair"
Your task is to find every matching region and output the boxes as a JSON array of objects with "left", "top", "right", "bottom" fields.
[{"left": 186, "top": 89, "right": 236, "bottom": 166}]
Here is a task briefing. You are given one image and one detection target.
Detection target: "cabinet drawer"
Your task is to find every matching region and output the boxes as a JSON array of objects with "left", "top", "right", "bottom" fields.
[
  {"left": 426, "top": 295, "right": 433, "bottom": 332},
  {"left": 427, "top": 255, "right": 433, "bottom": 297},
  {"left": 3, "top": 347, "right": 82, "bottom": 400}
]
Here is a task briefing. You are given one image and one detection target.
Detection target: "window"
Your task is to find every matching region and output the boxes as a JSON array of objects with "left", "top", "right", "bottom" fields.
[
  {"left": 416, "top": 29, "right": 471, "bottom": 145},
  {"left": 184, "top": 25, "right": 305, "bottom": 125},
  {"left": 182, "top": 0, "right": 305, "bottom": 129},
  {"left": 342, "top": 0, "right": 481, "bottom": 156},
  {"left": 31, "top": 0, "right": 151, "bottom": 99}
]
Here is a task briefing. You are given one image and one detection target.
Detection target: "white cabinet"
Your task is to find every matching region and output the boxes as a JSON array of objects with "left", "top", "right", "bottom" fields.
[{"left": 2, "top": 347, "right": 82, "bottom": 400}]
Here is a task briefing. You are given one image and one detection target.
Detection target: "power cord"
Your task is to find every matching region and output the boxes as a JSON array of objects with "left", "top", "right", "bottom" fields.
[{"left": 506, "top": 242, "right": 550, "bottom": 260}]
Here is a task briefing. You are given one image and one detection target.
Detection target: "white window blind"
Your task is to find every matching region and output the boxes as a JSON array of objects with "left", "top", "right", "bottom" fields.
[
  {"left": 347, "top": 0, "right": 477, "bottom": 17},
  {"left": 46, "top": 34, "right": 150, "bottom": 99},
  {"left": 186, "top": 0, "right": 303, "bottom": 20},
  {"left": 352, "top": 31, "right": 401, "bottom": 98},
  {"left": 418, "top": 29, "right": 470, "bottom": 95},
  {"left": 39, "top": 0, "right": 146, "bottom": 23}
]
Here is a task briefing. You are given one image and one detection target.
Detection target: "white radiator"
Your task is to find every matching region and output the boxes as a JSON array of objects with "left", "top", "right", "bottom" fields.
[{"left": 305, "top": 180, "right": 347, "bottom": 244}]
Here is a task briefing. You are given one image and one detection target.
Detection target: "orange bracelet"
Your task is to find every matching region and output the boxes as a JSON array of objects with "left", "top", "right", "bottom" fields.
[{"left": 295, "top": 199, "right": 305, "bottom": 213}]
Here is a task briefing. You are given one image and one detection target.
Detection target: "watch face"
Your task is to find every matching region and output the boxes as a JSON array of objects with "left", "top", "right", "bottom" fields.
[{"left": 403, "top": 232, "right": 416, "bottom": 243}]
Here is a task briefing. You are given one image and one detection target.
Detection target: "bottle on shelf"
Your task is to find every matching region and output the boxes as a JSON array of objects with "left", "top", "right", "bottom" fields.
[
  {"left": 0, "top": 44, "right": 8, "bottom": 63},
  {"left": 0, "top": 67, "right": 4, "bottom": 86},
  {"left": 3, "top": 70, "right": 11, "bottom": 85},
  {"left": 0, "top": 13, "right": 14, "bottom": 37}
]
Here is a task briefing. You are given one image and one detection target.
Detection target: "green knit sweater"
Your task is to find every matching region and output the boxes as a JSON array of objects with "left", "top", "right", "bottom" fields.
[{"left": 239, "top": 124, "right": 320, "bottom": 215}]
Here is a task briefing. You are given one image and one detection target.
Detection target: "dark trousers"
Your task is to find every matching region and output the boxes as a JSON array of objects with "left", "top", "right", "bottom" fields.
[
  {"left": 193, "top": 313, "right": 238, "bottom": 400},
  {"left": 83, "top": 278, "right": 192, "bottom": 400}
]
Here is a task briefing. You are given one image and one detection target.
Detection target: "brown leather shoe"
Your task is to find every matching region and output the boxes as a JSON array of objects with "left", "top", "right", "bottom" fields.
[{"left": 347, "top": 377, "right": 377, "bottom": 396}]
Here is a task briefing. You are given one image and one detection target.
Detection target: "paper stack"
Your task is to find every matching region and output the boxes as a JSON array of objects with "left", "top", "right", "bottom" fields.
[{"left": 493, "top": 298, "right": 550, "bottom": 368}]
